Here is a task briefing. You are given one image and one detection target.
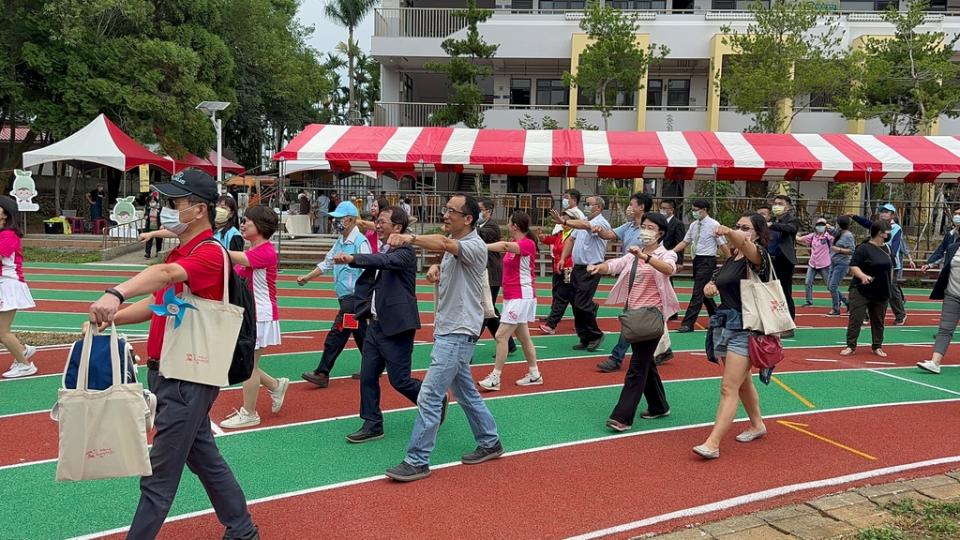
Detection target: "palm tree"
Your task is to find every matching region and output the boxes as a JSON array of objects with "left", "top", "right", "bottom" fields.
[{"left": 324, "top": 0, "right": 378, "bottom": 124}]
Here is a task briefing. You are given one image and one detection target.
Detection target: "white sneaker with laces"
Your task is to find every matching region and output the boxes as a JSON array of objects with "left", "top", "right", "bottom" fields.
[
  {"left": 269, "top": 378, "right": 290, "bottom": 413},
  {"left": 516, "top": 373, "right": 543, "bottom": 386},
  {"left": 2, "top": 362, "right": 37, "bottom": 379},
  {"left": 478, "top": 373, "right": 501, "bottom": 391},
  {"left": 917, "top": 360, "right": 941, "bottom": 374},
  {"left": 219, "top": 407, "right": 261, "bottom": 429}
]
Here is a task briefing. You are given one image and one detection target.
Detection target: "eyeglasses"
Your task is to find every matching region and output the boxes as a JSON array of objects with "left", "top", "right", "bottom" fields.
[
  {"left": 733, "top": 225, "right": 753, "bottom": 231},
  {"left": 441, "top": 207, "right": 465, "bottom": 216}
]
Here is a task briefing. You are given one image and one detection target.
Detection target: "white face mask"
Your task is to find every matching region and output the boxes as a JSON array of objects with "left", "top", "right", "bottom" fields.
[
  {"left": 659, "top": 209, "right": 669, "bottom": 217},
  {"left": 561, "top": 198, "right": 570, "bottom": 210},
  {"left": 815, "top": 225, "right": 826, "bottom": 233},
  {"left": 637, "top": 229, "right": 657, "bottom": 246},
  {"left": 215, "top": 207, "right": 230, "bottom": 226},
  {"left": 953, "top": 215, "right": 960, "bottom": 226},
  {"left": 160, "top": 205, "right": 195, "bottom": 235}
]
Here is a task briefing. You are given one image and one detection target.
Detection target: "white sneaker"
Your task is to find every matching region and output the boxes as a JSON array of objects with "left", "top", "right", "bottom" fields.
[
  {"left": 23, "top": 345, "right": 36, "bottom": 361},
  {"left": 917, "top": 360, "right": 941, "bottom": 374},
  {"left": 269, "top": 378, "right": 290, "bottom": 414},
  {"left": 516, "top": 373, "right": 544, "bottom": 386},
  {"left": 478, "top": 373, "right": 501, "bottom": 391},
  {"left": 2, "top": 362, "right": 37, "bottom": 378},
  {"left": 219, "top": 407, "right": 261, "bottom": 429}
]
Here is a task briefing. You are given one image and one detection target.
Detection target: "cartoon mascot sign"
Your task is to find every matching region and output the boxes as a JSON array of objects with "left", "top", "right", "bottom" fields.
[{"left": 11, "top": 169, "right": 39, "bottom": 212}]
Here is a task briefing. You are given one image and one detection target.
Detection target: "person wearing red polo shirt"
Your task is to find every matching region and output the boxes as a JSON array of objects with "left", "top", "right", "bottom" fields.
[{"left": 88, "top": 170, "right": 258, "bottom": 540}]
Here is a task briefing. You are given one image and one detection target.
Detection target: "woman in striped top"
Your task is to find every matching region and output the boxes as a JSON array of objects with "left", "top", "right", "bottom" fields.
[{"left": 587, "top": 212, "right": 679, "bottom": 432}]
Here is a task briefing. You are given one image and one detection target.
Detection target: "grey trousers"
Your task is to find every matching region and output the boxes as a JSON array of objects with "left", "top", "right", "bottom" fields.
[
  {"left": 935, "top": 294, "right": 960, "bottom": 356},
  {"left": 889, "top": 280, "right": 906, "bottom": 320},
  {"left": 128, "top": 370, "right": 256, "bottom": 540}
]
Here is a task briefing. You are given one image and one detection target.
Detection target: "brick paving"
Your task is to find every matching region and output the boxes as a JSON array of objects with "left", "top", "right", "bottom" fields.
[{"left": 642, "top": 469, "right": 960, "bottom": 539}]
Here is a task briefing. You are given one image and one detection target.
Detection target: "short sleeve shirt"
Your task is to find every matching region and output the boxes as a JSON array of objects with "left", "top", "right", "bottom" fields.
[
  {"left": 572, "top": 214, "right": 610, "bottom": 265},
  {"left": 147, "top": 231, "right": 226, "bottom": 360},
  {"left": 236, "top": 242, "right": 279, "bottom": 322},
  {"left": 502, "top": 238, "right": 536, "bottom": 300},
  {"left": 436, "top": 230, "right": 487, "bottom": 337},
  {"left": 613, "top": 221, "right": 642, "bottom": 254}
]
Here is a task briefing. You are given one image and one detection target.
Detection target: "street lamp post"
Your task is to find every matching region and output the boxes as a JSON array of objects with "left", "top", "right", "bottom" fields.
[{"left": 195, "top": 101, "right": 231, "bottom": 193}]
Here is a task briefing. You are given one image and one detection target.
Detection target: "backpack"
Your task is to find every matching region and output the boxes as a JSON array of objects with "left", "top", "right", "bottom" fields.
[{"left": 190, "top": 239, "right": 256, "bottom": 385}]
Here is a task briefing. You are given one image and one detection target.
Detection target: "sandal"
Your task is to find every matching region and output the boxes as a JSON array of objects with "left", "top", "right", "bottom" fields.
[
  {"left": 873, "top": 349, "right": 887, "bottom": 358},
  {"left": 839, "top": 348, "right": 855, "bottom": 356}
]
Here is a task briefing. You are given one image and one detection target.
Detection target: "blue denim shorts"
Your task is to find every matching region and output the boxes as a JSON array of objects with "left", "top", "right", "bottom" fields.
[{"left": 710, "top": 308, "right": 750, "bottom": 358}]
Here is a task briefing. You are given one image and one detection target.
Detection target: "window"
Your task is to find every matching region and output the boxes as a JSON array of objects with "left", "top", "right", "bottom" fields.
[
  {"left": 808, "top": 92, "right": 835, "bottom": 109},
  {"left": 536, "top": 79, "right": 569, "bottom": 106},
  {"left": 874, "top": 0, "right": 897, "bottom": 9},
  {"left": 512, "top": 0, "right": 533, "bottom": 9},
  {"left": 712, "top": 0, "right": 736, "bottom": 8},
  {"left": 540, "top": 0, "right": 587, "bottom": 8},
  {"left": 511, "top": 79, "right": 531, "bottom": 105},
  {"left": 667, "top": 79, "right": 690, "bottom": 108},
  {"left": 647, "top": 79, "right": 663, "bottom": 107},
  {"left": 609, "top": 0, "right": 667, "bottom": 8}
]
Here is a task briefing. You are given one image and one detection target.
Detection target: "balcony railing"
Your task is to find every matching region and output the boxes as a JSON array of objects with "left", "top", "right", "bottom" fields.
[{"left": 374, "top": 6, "right": 960, "bottom": 38}]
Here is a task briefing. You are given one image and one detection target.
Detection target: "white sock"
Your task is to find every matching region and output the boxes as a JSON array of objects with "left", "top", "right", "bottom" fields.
[
  {"left": 529, "top": 368, "right": 540, "bottom": 379},
  {"left": 491, "top": 368, "right": 502, "bottom": 378}
]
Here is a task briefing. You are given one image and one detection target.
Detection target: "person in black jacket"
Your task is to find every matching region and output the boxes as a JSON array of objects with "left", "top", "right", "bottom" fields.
[
  {"left": 334, "top": 205, "right": 436, "bottom": 443},
  {"left": 768, "top": 195, "right": 799, "bottom": 329},
  {"left": 477, "top": 198, "right": 516, "bottom": 355},
  {"left": 922, "top": 206, "right": 960, "bottom": 272},
  {"left": 660, "top": 199, "right": 686, "bottom": 272},
  {"left": 917, "top": 238, "right": 960, "bottom": 374}
]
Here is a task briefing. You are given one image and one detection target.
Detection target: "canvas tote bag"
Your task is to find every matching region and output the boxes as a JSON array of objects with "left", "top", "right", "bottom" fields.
[
  {"left": 53, "top": 325, "right": 152, "bottom": 481},
  {"left": 159, "top": 247, "right": 243, "bottom": 387},
  {"left": 741, "top": 254, "right": 796, "bottom": 335}
]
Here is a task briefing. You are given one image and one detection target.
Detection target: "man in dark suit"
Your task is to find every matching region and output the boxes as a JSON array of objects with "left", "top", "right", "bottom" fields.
[
  {"left": 660, "top": 200, "right": 686, "bottom": 266},
  {"left": 769, "top": 195, "right": 800, "bottom": 330},
  {"left": 477, "top": 198, "right": 516, "bottom": 355},
  {"left": 334, "top": 205, "right": 434, "bottom": 443}
]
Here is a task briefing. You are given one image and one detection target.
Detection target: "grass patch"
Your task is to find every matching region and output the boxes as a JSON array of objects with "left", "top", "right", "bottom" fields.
[
  {"left": 14, "top": 331, "right": 82, "bottom": 347},
  {"left": 857, "top": 499, "right": 960, "bottom": 540},
  {"left": 24, "top": 247, "right": 102, "bottom": 264}
]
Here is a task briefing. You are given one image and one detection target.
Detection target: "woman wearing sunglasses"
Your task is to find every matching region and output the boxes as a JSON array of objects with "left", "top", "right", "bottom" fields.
[{"left": 694, "top": 213, "right": 771, "bottom": 459}]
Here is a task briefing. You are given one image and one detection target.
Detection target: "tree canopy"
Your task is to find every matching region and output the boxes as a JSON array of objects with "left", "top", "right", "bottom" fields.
[{"left": 1, "top": 0, "right": 334, "bottom": 180}]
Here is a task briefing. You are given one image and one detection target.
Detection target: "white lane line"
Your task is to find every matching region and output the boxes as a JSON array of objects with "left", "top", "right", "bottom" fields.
[
  {"left": 564, "top": 455, "right": 960, "bottom": 540},
  {"left": 805, "top": 358, "right": 839, "bottom": 363},
  {"left": 69, "top": 399, "right": 960, "bottom": 540},
  {"left": 867, "top": 369, "right": 960, "bottom": 396},
  {"left": 865, "top": 361, "right": 897, "bottom": 366}
]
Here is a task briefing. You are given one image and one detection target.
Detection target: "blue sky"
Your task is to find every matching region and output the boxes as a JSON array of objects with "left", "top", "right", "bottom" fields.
[{"left": 296, "top": 2, "right": 376, "bottom": 59}]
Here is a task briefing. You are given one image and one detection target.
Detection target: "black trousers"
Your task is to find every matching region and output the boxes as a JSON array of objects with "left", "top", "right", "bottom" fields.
[
  {"left": 359, "top": 320, "right": 420, "bottom": 432},
  {"left": 571, "top": 265, "right": 603, "bottom": 344},
  {"left": 773, "top": 255, "right": 797, "bottom": 319},
  {"left": 680, "top": 256, "right": 717, "bottom": 329},
  {"left": 846, "top": 288, "right": 887, "bottom": 350},
  {"left": 144, "top": 237, "right": 163, "bottom": 257},
  {"left": 130, "top": 371, "right": 256, "bottom": 540},
  {"left": 315, "top": 295, "right": 367, "bottom": 375},
  {"left": 545, "top": 270, "right": 574, "bottom": 329},
  {"left": 609, "top": 338, "right": 669, "bottom": 425},
  {"left": 481, "top": 285, "right": 515, "bottom": 350}
]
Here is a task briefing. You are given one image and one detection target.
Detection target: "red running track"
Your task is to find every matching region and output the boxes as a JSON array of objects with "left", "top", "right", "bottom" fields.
[
  {"left": 0, "top": 344, "right": 937, "bottom": 468},
  {"left": 107, "top": 401, "right": 960, "bottom": 540}
]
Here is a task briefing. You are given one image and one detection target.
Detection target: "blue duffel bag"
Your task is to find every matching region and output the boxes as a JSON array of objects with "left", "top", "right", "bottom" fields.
[{"left": 62, "top": 328, "right": 137, "bottom": 391}]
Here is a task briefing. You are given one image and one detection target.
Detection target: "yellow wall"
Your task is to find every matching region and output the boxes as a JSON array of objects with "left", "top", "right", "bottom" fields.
[{"left": 568, "top": 32, "right": 650, "bottom": 131}]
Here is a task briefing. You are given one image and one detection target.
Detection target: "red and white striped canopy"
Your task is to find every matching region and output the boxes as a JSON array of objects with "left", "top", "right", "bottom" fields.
[
  {"left": 273, "top": 124, "right": 960, "bottom": 183},
  {"left": 22, "top": 114, "right": 173, "bottom": 173}
]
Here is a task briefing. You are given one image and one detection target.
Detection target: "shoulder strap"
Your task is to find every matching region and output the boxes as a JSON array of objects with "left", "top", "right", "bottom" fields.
[
  {"left": 625, "top": 256, "right": 639, "bottom": 312},
  {"left": 185, "top": 239, "right": 231, "bottom": 306}
]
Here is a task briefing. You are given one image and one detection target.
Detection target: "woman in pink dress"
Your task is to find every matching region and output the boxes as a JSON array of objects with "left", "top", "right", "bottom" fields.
[
  {"left": 478, "top": 211, "right": 542, "bottom": 391},
  {"left": 220, "top": 205, "right": 289, "bottom": 429},
  {"left": 0, "top": 197, "right": 36, "bottom": 378}
]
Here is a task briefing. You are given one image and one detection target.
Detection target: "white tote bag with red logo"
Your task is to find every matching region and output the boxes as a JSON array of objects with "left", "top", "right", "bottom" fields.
[
  {"left": 53, "top": 325, "right": 152, "bottom": 481},
  {"left": 159, "top": 248, "right": 242, "bottom": 387},
  {"left": 741, "top": 255, "right": 796, "bottom": 336}
]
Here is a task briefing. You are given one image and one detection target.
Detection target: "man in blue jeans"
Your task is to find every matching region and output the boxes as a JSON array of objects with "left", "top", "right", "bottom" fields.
[{"left": 384, "top": 194, "right": 503, "bottom": 482}]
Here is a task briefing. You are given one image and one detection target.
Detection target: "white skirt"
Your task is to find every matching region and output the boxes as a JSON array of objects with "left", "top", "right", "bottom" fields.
[
  {"left": 0, "top": 280, "right": 35, "bottom": 312},
  {"left": 500, "top": 298, "right": 537, "bottom": 325},
  {"left": 256, "top": 320, "right": 282, "bottom": 350}
]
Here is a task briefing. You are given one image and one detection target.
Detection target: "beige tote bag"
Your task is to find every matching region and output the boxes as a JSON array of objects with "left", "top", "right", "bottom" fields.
[
  {"left": 53, "top": 325, "right": 152, "bottom": 481},
  {"left": 159, "top": 247, "right": 243, "bottom": 387},
  {"left": 741, "top": 254, "right": 796, "bottom": 335}
]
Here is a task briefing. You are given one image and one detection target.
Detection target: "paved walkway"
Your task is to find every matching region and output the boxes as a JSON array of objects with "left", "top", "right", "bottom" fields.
[{"left": 648, "top": 469, "right": 960, "bottom": 539}]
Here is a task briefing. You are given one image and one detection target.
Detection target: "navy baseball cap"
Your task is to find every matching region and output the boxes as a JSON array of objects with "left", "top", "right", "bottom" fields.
[{"left": 152, "top": 170, "right": 218, "bottom": 203}]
